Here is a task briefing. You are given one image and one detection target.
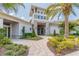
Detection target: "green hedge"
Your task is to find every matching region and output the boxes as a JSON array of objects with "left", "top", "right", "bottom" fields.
[{"left": 22, "top": 32, "right": 36, "bottom": 38}]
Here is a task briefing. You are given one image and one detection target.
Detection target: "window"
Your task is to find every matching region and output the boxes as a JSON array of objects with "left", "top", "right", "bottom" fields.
[
  {"left": 34, "top": 15, "right": 38, "bottom": 19},
  {"left": 38, "top": 15, "right": 40, "bottom": 19},
  {"left": 22, "top": 26, "right": 25, "bottom": 34},
  {"left": 44, "top": 16, "right": 46, "bottom": 19},
  {"left": 30, "top": 28, "right": 31, "bottom": 31},
  {"left": 41, "top": 16, "right": 43, "bottom": 19},
  {"left": 41, "top": 12, "right": 43, "bottom": 14}
]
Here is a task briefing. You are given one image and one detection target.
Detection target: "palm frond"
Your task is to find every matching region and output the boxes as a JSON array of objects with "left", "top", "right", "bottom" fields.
[
  {"left": 18, "top": 3, "right": 25, "bottom": 8},
  {"left": 46, "top": 3, "right": 61, "bottom": 13},
  {"left": 73, "top": 3, "right": 79, "bottom": 9},
  {"left": 3, "top": 3, "right": 17, "bottom": 13},
  {"left": 46, "top": 6, "right": 62, "bottom": 20},
  {"left": 57, "top": 12, "right": 62, "bottom": 20},
  {"left": 71, "top": 8, "right": 77, "bottom": 16},
  {"left": 2, "top": 3, "right": 25, "bottom": 13}
]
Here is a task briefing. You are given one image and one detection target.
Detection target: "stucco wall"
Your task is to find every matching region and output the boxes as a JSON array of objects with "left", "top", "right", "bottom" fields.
[
  {"left": 19, "top": 21, "right": 32, "bottom": 35},
  {"left": 49, "top": 25, "right": 60, "bottom": 34},
  {"left": 11, "top": 23, "right": 19, "bottom": 38},
  {"left": 11, "top": 21, "right": 32, "bottom": 38}
]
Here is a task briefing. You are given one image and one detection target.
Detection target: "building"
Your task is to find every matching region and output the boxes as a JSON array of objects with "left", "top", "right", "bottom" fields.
[
  {"left": 29, "top": 5, "right": 61, "bottom": 35},
  {"left": 1, "top": 5, "right": 75, "bottom": 39},
  {"left": 0, "top": 11, "right": 32, "bottom": 39}
]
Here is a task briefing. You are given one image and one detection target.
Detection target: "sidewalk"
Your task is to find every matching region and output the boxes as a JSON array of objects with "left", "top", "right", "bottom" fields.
[
  {"left": 12, "top": 36, "right": 55, "bottom": 56},
  {"left": 65, "top": 51, "right": 79, "bottom": 56}
]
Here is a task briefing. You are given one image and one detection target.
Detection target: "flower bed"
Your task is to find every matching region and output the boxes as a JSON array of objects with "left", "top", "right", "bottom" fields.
[{"left": 48, "top": 36, "right": 79, "bottom": 55}]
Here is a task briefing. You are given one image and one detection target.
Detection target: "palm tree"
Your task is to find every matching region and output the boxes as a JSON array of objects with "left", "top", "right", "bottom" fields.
[
  {"left": 45, "top": 3, "right": 79, "bottom": 38},
  {"left": 0, "top": 3, "right": 25, "bottom": 13},
  {"left": 29, "top": 20, "right": 37, "bottom": 36}
]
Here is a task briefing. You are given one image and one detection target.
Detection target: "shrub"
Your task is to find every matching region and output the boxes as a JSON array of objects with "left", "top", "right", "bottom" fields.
[
  {"left": 60, "top": 29, "right": 64, "bottom": 35},
  {"left": 23, "top": 33, "right": 36, "bottom": 38},
  {"left": 48, "top": 34, "right": 54, "bottom": 36},
  {"left": 0, "top": 28, "right": 6, "bottom": 39},
  {"left": 48, "top": 36, "right": 76, "bottom": 54},
  {"left": 15, "top": 48, "right": 26, "bottom": 56},
  {"left": 4, "top": 50, "right": 15, "bottom": 56},
  {"left": 4, "top": 43, "right": 28, "bottom": 56},
  {"left": 69, "top": 35, "right": 75, "bottom": 39},
  {"left": 48, "top": 38, "right": 59, "bottom": 48},
  {"left": 0, "top": 37, "right": 12, "bottom": 45},
  {"left": 65, "top": 40, "right": 74, "bottom": 49},
  {"left": 4, "top": 44, "right": 14, "bottom": 50},
  {"left": 54, "top": 36, "right": 64, "bottom": 42}
]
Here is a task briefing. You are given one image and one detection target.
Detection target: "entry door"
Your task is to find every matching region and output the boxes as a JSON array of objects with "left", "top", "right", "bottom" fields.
[
  {"left": 37, "top": 27, "right": 45, "bottom": 35},
  {"left": 4, "top": 26, "right": 11, "bottom": 38},
  {"left": 41, "top": 27, "right": 45, "bottom": 35}
]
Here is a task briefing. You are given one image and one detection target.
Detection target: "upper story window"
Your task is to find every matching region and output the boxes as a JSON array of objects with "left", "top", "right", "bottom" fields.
[
  {"left": 38, "top": 15, "right": 40, "bottom": 19},
  {"left": 41, "top": 12, "right": 43, "bottom": 14},
  {"left": 38, "top": 11, "right": 40, "bottom": 13},
  {"left": 44, "top": 16, "right": 46, "bottom": 19},
  {"left": 34, "top": 15, "right": 38, "bottom": 19},
  {"left": 34, "top": 14, "right": 46, "bottom": 20},
  {"left": 41, "top": 16, "right": 43, "bottom": 19}
]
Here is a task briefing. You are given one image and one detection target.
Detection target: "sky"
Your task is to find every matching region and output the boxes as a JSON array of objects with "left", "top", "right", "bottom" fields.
[
  {"left": 15, "top": 3, "right": 51, "bottom": 20},
  {"left": 9, "top": 3, "right": 79, "bottom": 21}
]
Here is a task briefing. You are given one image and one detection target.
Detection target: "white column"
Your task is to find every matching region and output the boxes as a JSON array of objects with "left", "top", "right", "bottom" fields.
[
  {"left": 0, "top": 18, "right": 3, "bottom": 28},
  {"left": 34, "top": 21, "right": 37, "bottom": 35},
  {"left": 10, "top": 24, "right": 12, "bottom": 38},
  {"left": 45, "top": 23, "right": 49, "bottom": 35}
]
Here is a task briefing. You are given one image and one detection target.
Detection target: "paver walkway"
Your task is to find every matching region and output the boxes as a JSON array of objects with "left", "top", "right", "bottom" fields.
[
  {"left": 12, "top": 36, "right": 55, "bottom": 56},
  {"left": 65, "top": 51, "right": 79, "bottom": 56}
]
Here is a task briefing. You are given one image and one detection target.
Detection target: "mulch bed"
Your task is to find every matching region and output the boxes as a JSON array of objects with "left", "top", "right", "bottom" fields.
[
  {"left": 0, "top": 47, "right": 5, "bottom": 56},
  {"left": 22, "top": 36, "right": 43, "bottom": 41},
  {"left": 47, "top": 42, "right": 79, "bottom": 56}
]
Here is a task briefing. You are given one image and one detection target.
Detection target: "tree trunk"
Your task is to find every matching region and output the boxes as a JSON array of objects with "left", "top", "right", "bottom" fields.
[
  {"left": 32, "top": 24, "right": 37, "bottom": 36},
  {"left": 64, "top": 16, "right": 69, "bottom": 38}
]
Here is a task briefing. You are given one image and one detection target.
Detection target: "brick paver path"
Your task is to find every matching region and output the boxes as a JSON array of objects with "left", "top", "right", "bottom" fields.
[{"left": 12, "top": 36, "right": 55, "bottom": 56}]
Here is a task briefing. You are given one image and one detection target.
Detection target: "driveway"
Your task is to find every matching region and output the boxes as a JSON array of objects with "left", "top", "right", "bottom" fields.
[{"left": 12, "top": 36, "right": 55, "bottom": 56}]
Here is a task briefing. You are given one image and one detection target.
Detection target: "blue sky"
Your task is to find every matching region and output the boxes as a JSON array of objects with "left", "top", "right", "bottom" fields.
[
  {"left": 12, "top": 3, "right": 79, "bottom": 21},
  {"left": 15, "top": 3, "right": 51, "bottom": 20}
]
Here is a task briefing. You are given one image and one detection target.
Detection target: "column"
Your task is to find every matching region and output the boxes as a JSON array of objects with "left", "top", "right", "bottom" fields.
[
  {"left": 45, "top": 23, "right": 49, "bottom": 35},
  {"left": 0, "top": 18, "right": 3, "bottom": 28}
]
